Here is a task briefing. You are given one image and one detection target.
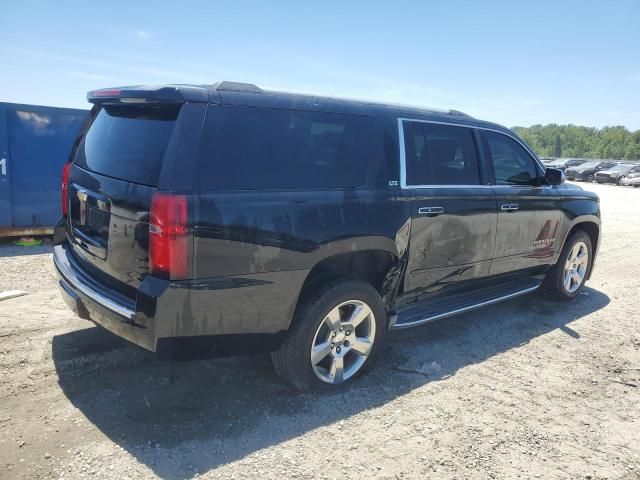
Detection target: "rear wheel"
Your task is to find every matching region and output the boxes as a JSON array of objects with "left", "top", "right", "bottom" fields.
[
  {"left": 271, "top": 279, "right": 386, "bottom": 391},
  {"left": 544, "top": 230, "right": 592, "bottom": 300}
]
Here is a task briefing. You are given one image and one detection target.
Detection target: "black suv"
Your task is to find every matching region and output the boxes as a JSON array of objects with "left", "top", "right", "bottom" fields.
[{"left": 54, "top": 81, "right": 601, "bottom": 390}]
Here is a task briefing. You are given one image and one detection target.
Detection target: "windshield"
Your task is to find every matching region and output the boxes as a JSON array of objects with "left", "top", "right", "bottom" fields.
[{"left": 577, "top": 162, "right": 601, "bottom": 169}]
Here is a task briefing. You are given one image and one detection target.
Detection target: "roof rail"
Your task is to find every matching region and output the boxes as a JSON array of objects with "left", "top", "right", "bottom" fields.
[{"left": 212, "top": 81, "right": 262, "bottom": 93}]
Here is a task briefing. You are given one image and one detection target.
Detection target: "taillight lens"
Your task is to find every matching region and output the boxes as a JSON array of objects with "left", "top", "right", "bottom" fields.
[
  {"left": 61, "top": 162, "right": 71, "bottom": 216},
  {"left": 149, "top": 193, "right": 189, "bottom": 279}
]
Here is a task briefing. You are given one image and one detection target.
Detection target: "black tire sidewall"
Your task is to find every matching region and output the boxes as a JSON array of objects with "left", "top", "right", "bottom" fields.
[
  {"left": 549, "top": 230, "right": 593, "bottom": 300},
  {"left": 278, "top": 280, "right": 387, "bottom": 391}
]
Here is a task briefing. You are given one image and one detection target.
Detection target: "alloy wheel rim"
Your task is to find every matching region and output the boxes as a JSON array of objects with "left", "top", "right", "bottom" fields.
[
  {"left": 563, "top": 241, "right": 589, "bottom": 293},
  {"left": 310, "top": 300, "right": 376, "bottom": 384}
]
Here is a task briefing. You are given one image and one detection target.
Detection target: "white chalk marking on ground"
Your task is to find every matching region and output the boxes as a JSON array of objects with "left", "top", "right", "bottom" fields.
[{"left": 0, "top": 290, "right": 28, "bottom": 302}]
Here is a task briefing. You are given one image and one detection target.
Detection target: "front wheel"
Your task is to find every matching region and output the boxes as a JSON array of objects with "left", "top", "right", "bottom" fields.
[
  {"left": 586, "top": 173, "right": 595, "bottom": 182},
  {"left": 543, "top": 230, "right": 592, "bottom": 300},
  {"left": 271, "top": 279, "right": 386, "bottom": 391}
]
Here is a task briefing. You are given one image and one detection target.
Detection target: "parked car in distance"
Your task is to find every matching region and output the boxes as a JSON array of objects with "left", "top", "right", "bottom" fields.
[
  {"left": 53, "top": 81, "right": 601, "bottom": 390},
  {"left": 565, "top": 161, "right": 618, "bottom": 182},
  {"left": 620, "top": 170, "right": 640, "bottom": 187},
  {"left": 595, "top": 164, "right": 640, "bottom": 185},
  {"left": 546, "top": 158, "right": 587, "bottom": 172}
]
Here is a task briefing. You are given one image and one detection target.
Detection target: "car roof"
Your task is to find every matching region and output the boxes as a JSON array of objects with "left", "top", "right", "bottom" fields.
[
  {"left": 88, "top": 80, "right": 514, "bottom": 135},
  {"left": 212, "top": 81, "right": 512, "bottom": 132}
]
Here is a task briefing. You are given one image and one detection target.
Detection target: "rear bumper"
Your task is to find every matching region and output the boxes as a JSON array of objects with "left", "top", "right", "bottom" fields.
[
  {"left": 53, "top": 242, "right": 305, "bottom": 353},
  {"left": 54, "top": 243, "right": 157, "bottom": 351}
]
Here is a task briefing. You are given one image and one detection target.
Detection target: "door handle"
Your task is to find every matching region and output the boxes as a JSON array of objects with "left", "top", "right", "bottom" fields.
[
  {"left": 501, "top": 203, "right": 519, "bottom": 212},
  {"left": 418, "top": 206, "right": 444, "bottom": 216}
]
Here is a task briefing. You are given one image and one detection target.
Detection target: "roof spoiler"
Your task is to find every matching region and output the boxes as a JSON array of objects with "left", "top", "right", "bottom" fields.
[{"left": 87, "top": 85, "right": 210, "bottom": 104}]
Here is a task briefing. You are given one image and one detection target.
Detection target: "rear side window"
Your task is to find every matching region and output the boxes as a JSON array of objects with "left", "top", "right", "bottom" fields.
[
  {"left": 196, "top": 106, "right": 373, "bottom": 190},
  {"left": 482, "top": 131, "right": 539, "bottom": 186},
  {"left": 403, "top": 121, "right": 480, "bottom": 186},
  {"left": 74, "top": 104, "right": 179, "bottom": 186}
]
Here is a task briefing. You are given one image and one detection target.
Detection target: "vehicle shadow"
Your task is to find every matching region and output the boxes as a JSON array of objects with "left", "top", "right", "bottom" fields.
[{"left": 52, "top": 287, "right": 609, "bottom": 479}]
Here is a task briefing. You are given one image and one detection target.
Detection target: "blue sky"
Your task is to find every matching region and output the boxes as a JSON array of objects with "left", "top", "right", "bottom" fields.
[{"left": 1, "top": 0, "right": 639, "bottom": 129}]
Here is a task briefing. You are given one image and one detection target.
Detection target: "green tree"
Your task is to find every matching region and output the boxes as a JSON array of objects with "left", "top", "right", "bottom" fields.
[{"left": 512, "top": 124, "right": 640, "bottom": 160}]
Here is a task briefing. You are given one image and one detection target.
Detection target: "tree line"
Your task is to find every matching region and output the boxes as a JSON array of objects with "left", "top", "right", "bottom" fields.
[{"left": 511, "top": 124, "right": 640, "bottom": 160}]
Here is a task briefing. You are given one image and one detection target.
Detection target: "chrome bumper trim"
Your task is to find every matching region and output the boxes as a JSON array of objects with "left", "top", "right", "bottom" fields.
[{"left": 53, "top": 249, "right": 135, "bottom": 320}]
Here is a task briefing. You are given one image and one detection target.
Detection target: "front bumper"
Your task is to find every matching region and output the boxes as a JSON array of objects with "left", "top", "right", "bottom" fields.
[{"left": 595, "top": 175, "right": 618, "bottom": 183}]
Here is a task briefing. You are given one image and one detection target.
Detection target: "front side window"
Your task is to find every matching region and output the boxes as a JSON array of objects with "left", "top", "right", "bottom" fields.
[
  {"left": 483, "top": 131, "right": 539, "bottom": 186},
  {"left": 403, "top": 121, "right": 480, "bottom": 186}
]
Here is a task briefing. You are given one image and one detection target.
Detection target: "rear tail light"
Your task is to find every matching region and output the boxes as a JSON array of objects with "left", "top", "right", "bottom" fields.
[
  {"left": 149, "top": 192, "right": 189, "bottom": 279},
  {"left": 61, "top": 162, "right": 71, "bottom": 216}
]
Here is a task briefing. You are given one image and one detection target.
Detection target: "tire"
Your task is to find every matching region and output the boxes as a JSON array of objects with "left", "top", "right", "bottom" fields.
[
  {"left": 271, "top": 278, "right": 387, "bottom": 391},
  {"left": 634, "top": 184, "right": 639, "bottom": 188},
  {"left": 543, "top": 230, "right": 593, "bottom": 301},
  {"left": 586, "top": 173, "right": 595, "bottom": 182}
]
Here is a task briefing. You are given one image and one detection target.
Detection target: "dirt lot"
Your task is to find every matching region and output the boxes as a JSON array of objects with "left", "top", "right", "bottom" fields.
[{"left": 1, "top": 182, "right": 639, "bottom": 480}]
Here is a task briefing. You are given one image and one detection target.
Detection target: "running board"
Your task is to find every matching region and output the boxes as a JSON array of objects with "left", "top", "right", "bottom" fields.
[{"left": 390, "top": 280, "right": 542, "bottom": 330}]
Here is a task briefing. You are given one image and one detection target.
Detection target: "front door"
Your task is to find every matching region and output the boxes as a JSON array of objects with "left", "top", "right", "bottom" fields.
[
  {"left": 479, "top": 130, "right": 563, "bottom": 276},
  {"left": 399, "top": 120, "right": 497, "bottom": 304}
]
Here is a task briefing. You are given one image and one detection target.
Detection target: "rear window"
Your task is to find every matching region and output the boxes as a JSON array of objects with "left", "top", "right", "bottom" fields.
[
  {"left": 196, "top": 106, "right": 373, "bottom": 190},
  {"left": 74, "top": 104, "right": 179, "bottom": 186},
  {"left": 402, "top": 121, "right": 480, "bottom": 186}
]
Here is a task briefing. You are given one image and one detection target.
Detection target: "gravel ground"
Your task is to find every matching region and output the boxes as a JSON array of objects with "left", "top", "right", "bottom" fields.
[{"left": 1, "top": 182, "right": 639, "bottom": 480}]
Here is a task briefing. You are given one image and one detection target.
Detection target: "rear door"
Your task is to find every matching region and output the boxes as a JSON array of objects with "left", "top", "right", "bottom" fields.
[
  {"left": 66, "top": 102, "right": 191, "bottom": 293},
  {"left": 481, "top": 130, "right": 563, "bottom": 276},
  {"left": 399, "top": 119, "right": 497, "bottom": 304}
]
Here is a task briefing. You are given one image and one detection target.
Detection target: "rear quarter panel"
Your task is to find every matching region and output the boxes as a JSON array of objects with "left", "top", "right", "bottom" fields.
[{"left": 189, "top": 188, "right": 408, "bottom": 334}]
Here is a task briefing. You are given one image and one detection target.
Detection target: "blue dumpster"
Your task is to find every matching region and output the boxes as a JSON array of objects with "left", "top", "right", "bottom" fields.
[{"left": 0, "top": 102, "right": 89, "bottom": 236}]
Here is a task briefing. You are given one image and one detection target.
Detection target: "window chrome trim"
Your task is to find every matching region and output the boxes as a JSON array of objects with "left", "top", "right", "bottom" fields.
[{"left": 397, "top": 117, "right": 546, "bottom": 189}]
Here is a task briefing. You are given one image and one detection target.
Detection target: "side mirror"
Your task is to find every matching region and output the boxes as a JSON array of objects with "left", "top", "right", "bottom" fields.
[{"left": 545, "top": 167, "right": 565, "bottom": 186}]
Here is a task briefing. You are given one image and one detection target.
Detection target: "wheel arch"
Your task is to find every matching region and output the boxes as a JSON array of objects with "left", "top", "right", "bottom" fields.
[
  {"left": 560, "top": 217, "right": 600, "bottom": 279},
  {"left": 300, "top": 249, "right": 400, "bottom": 299},
  {"left": 286, "top": 249, "right": 402, "bottom": 330}
]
